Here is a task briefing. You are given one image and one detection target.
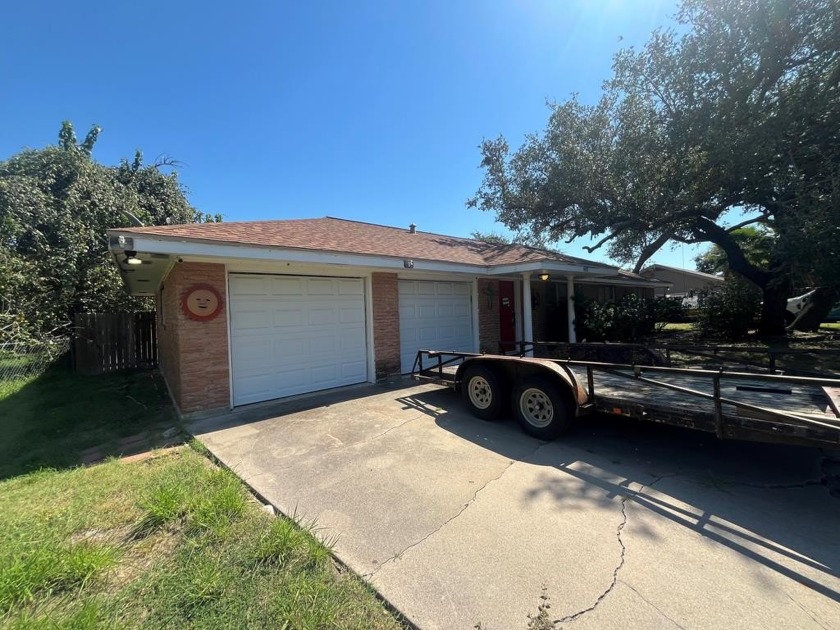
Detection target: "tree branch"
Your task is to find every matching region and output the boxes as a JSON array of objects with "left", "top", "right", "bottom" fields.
[
  {"left": 725, "top": 216, "right": 769, "bottom": 232},
  {"left": 694, "top": 218, "right": 772, "bottom": 287},
  {"left": 632, "top": 232, "right": 673, "bottom": 273}
]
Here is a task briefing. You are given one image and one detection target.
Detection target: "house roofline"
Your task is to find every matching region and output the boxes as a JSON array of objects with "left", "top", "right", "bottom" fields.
[
  {"left": 107, "top": 229, "right": 618, "bottom": 280},
  {"left": 642, "top": 263, "right": 724, "bottom": 282}
]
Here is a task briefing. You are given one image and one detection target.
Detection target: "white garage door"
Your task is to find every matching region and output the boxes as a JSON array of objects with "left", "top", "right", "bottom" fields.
[
  {"left": 229, "top": 274, "right": 368, "bottom": 406},
  {"left": 399, "top": 280, "right": 474, "bottom": 373}
]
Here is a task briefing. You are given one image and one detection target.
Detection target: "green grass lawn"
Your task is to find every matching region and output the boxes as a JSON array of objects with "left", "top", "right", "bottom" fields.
[
  {"left": 0, "top": 369, "right": 407, "bottom": 629},
  {"left": 0, "top": 369, "right": 176, "bottom": 479}
]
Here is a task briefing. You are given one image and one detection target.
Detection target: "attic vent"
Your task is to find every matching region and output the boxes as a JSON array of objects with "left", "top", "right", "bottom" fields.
[{"left": 409, "top": 223, "right": 416, "bottom": 234}]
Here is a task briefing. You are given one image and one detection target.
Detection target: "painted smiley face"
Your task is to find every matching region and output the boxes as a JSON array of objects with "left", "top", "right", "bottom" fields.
[{"left": 182, "top": 285, "right": 223, "bottom": 320}]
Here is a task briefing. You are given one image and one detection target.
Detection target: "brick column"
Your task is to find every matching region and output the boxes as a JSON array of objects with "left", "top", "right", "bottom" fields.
[
  {"left": 371, "top": 272, "right": 401, "bottom": 378},
  {"left": 157, "top": 262, "right": 230, "bottom": 414}
]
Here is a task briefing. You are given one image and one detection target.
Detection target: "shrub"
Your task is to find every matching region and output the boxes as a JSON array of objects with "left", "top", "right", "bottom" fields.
[
  {"left": 696, "top": 280, "right": 762, "bottom": 339},
  {"left": 574, "top": 294, "right": 657, "bottom": 342},
  {"left": 653, "top": 296, "right": 689, "bottom": 324}
]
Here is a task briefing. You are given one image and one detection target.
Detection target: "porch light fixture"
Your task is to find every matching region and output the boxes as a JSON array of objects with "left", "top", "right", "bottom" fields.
[
  {"left": 125, "top": 250, "right": 142, "bottom": 265},
  {"left": 539, "top": 272, "right": 550, "bottom": 282}
]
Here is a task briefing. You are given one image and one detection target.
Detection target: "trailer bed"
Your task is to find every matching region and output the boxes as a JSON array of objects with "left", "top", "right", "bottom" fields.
[
  {"left": 568, "top": 366, "right": 840, "bottom": 446},
  {"left": 412, "top": 350, "right": 840, "bottom": 448}
]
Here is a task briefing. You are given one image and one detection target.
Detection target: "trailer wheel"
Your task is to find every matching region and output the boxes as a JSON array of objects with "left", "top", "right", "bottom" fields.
[
  {"left": 513, "top": 377, "right": 572, "bottom": 439},
  {"left": 462, "top": 365, "right": 505, "bottom": 420}
]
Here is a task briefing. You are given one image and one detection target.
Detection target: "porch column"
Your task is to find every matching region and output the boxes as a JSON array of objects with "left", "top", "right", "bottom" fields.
[
  {"left": 567, "top": 275, "right": 577, "bottom": 343},
  {"left": 522, "top": 273, "right": 534, "bottom": 356}
]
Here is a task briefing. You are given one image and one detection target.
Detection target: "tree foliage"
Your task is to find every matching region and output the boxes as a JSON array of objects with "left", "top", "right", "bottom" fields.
[
  {"left": 470, "top": 231, "right": 513, "bottom": 245},
  {"left": 0, "top": 122, "right": 219, "bottom": 340},
  {"left": 469, "top": 0, "right": 840, "bottom": 335}
]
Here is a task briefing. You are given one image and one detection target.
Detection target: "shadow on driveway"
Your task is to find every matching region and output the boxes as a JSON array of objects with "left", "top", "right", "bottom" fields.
[{"left": 396, "top": 386, "right": 840, "bottom": 605}]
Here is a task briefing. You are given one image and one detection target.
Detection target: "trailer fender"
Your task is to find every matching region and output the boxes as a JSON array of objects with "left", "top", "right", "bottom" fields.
[{"left": 455, "top": 356, "right": 588, "bottom": 412}]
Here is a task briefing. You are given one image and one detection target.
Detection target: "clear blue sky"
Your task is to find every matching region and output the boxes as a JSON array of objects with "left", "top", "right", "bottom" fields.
[{"left": 1, "top": 0, "right": 703, "bottom": 269}]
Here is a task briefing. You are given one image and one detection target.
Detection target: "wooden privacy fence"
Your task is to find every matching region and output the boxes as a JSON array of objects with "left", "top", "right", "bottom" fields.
[{"left": 74, "top": 312, "right": 158, "bottom": 375}]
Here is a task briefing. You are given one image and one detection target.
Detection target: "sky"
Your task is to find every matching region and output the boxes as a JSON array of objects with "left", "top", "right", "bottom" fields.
[{"left": 0, "top": 0, "right": 705, "bottom": 269}]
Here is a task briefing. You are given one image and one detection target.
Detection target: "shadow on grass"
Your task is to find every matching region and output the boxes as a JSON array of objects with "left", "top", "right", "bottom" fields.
[{"left": 0, "top": 366, "right": 182, "bottom": 481}]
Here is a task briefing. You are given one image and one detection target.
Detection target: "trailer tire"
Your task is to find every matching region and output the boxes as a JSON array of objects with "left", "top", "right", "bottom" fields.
[
  {"left": 513, "top": 376, "right": 572, "bottom": 439},
  {"left": 462, "top": 365, "right": 505, "bottom": 420}
]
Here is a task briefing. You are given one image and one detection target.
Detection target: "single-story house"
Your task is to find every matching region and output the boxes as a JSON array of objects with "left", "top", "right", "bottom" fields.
[
  {"left": 639, "top": 263, "right": 723, "bottom": 298},
  {"left": 108, "top": 217, "right": 666, "bottom": 415}
]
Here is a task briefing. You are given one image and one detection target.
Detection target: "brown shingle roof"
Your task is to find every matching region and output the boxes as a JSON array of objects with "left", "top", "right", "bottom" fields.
[{"left": 113, "top": 217, "right": 613, "bottom": 269}]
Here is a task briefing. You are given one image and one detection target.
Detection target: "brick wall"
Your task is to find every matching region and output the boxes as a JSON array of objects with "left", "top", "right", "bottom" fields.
[
  {"left": 371, "top": 272, "right": 401, "bottom": 378},
  {"left": 478, "top": 279, "right": 500, "bottom": 353},
  {"left": 156, "top": 280, "right": 181, "bottom": 407},
  {"left": 157, "top": 262, "right": 230, "bottom": 414}
]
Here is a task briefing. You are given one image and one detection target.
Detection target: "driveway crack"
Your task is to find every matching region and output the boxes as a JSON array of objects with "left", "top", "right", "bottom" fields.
[
  {"left": 554, "top": 471, "right": 676, "bottom": 626},
  {"left": 555, "top": 492, "right": 628, "bottom": 626},
  {"left": 366, "top": 416, "right": 420, "bottom": 443},
  {"left": 365, "top": 441, "right": 546, "bottom": 579},
  {"left": 620, "top": 581, "right": 687, "bottom": 629},
  {"left": 786, "top": 592, "right": 829, "bottom": 629}
]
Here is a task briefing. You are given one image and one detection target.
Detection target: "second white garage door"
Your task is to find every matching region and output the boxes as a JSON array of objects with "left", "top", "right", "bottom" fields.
[
  {"left": 229, "top": 274, "right": 368, "bottom": 406},
  {"left": 399, "top": 280, "right": 474, "bottom": 373}
]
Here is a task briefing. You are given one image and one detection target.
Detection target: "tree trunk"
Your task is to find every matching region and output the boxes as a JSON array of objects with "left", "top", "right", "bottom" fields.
[{"left": 758, "top": 281, "right": 790, "bottom": 337}]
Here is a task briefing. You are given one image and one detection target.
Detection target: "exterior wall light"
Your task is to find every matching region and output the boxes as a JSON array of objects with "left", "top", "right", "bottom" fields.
[
  {"left": 125, "top": 251, "right": 142, "bottom": 265},
  {"left": 539, "top": 273, "right": 550, "bottom": 282}
]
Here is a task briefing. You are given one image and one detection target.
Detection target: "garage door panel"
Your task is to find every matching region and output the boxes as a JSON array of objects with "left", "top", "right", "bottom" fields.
[
  {"left": 230, "top": 276, "right": 269, "bottom": 296},
  {"left": 271, "top": 277, "right": 305, "bottom": 295},
  {"left": 308, "top": 278, "right": 337, "bottom": 295},
  {"left": 338, "top": 279, "right": 361, "bottom": 294},
  {"left": 308, "top": 307, "right": 336, "bottom": 325},
  {"left": 399, "top": 280, "right": 474, "bottom": 373},
  {"left": 272, "top": 308, "right": 304, "bottom": 327},
  {"left": 311, "top": 364, "right": 339, "bottom": 385},
  {"left": 231, "top": 339, "right": 273, "bottom": 368},
  {"left": 230, "top": 274, "right": 368, "bottom": 405},
  {"left": 340, "top": 307, "right": 364, "bottom": 324},
  {"left": 232, "top": 309, "right": 272, "bottom": 329},
  {"left": 310, "top": 335, "right": 337, "bottom": 354},
  {"left": 340, "top": 334, "right": 366, "bottom": 353},
  {"left": 341, "top": 360, "right": 367, "bottom": 378},
  {"left": 417, "top": 282, "right": 436, "bottom": 295}
]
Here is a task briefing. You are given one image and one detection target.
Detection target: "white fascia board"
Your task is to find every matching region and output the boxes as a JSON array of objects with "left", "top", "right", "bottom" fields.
[
  {"left": 579, "top": 276, "right": 672, "bottom": 288},
  {"left": 488, "top": 261, "right": 617, "bottom": 276}
]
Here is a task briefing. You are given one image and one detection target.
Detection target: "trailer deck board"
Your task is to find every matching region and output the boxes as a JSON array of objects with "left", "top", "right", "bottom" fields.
[{"left": 568, "top": 367, "right": 838, "bottom": 422}]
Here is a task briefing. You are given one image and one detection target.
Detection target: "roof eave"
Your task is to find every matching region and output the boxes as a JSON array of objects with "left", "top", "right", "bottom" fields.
[{"left": 107, "top": 230, "right": 612, "bottom": 277}]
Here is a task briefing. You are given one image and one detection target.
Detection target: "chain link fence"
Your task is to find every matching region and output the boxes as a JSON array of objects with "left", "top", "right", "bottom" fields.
[{"left": 0, "top": 337, "right": 70, "bottom": 383}]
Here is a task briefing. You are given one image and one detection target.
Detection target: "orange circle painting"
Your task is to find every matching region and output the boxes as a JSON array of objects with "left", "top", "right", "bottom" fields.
[{"left": 181, "top": 284, "right": 223, "bottom": 321}]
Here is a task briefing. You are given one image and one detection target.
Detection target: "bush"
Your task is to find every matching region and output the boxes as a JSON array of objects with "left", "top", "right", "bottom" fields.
[
  {"left": 696, "top": 280, "right": 762, "bottom": 339},
  {"left": 653, "top": 297, "right": 689, "bottom": 324},
  {"left": 574, "top": 294, "right": 657, "bottom": 342}
]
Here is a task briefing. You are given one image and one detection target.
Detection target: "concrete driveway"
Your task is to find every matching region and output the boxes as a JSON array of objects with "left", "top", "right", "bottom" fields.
[{"left": 187, "top": 381, "right": 840, "bottom": 630}]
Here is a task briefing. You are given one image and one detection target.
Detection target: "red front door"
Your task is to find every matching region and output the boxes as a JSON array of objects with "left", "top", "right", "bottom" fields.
[{"left": 499, "top": 281, "right": 516, "bottom": 353}]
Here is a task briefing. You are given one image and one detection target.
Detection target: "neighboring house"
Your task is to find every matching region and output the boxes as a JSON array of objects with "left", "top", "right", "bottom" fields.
[
  {"left": 639, "top": 263, "right": 723, "bottom": 298},
  {"left": 108, "top": 217, "right": 666, "bottom": 415}
]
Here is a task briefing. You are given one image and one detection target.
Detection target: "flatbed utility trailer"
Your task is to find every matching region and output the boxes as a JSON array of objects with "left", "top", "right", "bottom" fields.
[{"left": 411, "top": 349, "right": 840, "bottom": 448}]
